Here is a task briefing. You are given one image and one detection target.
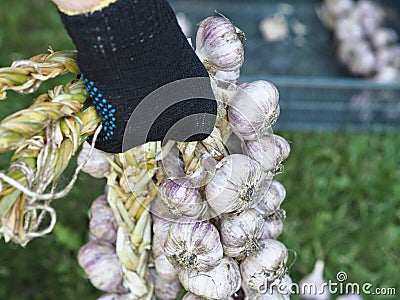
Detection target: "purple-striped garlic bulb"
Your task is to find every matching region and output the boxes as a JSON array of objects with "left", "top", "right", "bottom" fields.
[
  {"left": 77, "top": 142, "right": 112, "bottom": 178},
  {"left": 151, "top": 269, "right": 183, "bottom": 300},
  {"left": 89, "top": 194, "right": 117, "bottom": 244},
  {"left": 77, "top": 240, "right": 127, "bottom": 293},
  {"left": 241, "top": 239, "right": 288, "bottom": 291},
  {"left": 254, "top": 180, "right": 287, "bottom": 221},
  {"left": 206, "top": 154, "right": 264, "bottom": 216},
  {"left": 163, "top": 220, "right": 223, "bottom": 271},
  {"left": 158, "top": 178, "right": 205, "bottom": 219},
  {"left": 219, "top": 209, "right": 264, "bottom": 257},
  {"left": 179, "top": 257, "right": 241, "bottom": 299},
  {"left": 228, "top": 81, "right": 280, "bottom": 140},
  {"left": 261, "top": 219, "right": 284, "bottom": 240},
  {"left": 196, "top": 16, "right": 245, "bottom": 74},
  {"left": 243, "top": 134, "right": 290, "bottom": 173}
]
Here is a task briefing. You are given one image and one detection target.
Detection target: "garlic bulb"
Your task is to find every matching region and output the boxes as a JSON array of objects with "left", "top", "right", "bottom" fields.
[
  {"left": 183, "top": 292, "right": 235, "bottom": 300},
  {"left": 196, "top": 16, "right": 245, "bottom": 74},
  {"left": 299, "top": 260, "right": 330, "bottom": 300},
  {"left": 354, "top": 0, "right": 384, "bottom": 34},
  {"left": 158, "top": 178, "right": 205, "bottom": 218},
  {"left": 370, "top": 28, "right": 398, "bottom": 49},
  {"left": 336, "top": 294, "right": 363, "bottom": 300},
  {"left": 179, "top": 256, "right": 241, "bottom": 300},
  {"left": 77, "top": 141, "right": 111, "bottom": 178},
  {"left": 241, "top": 239, "right": 288, "bottom": 291},
  {"left": 215, "top": 69, "right": 241, "bottom": 84},
  {"left": 228, "top": 81, "right": 280, "bottom": 140},
  {"left": 259, "top": 15, "right": 289, "bottom": 43},
  {"left": 219, "top": 209, "right": 264, "bottom": 257},
  {"left": 163, "top": 220, "right": 223, "bottom": 271},
  {"left": 77, "top": 240, "right": 127, "bottom": 293},
  {"left": 243, "top": 134, "right": 290, "bottom": 172},
  {"left": 206, "top": 154, "right": 264, "bottom": 216},
  {"left": 243, "top": 274, "right": 292, "bottom": 299},
  {"left": 89, "top": 194, "right": 118, "bottom": 244},
  {"left": 151, "top": 269, "right": 183, "bottom": 300},
  {"left": 255, "top": 180, "right": 286, "bottom": 220},
  {"left": 261, "top": 219, "right": 284, "bottom": 240},
  {"left": 97, "top": 294, "right": 133, "bottom": 300},
  {"left": 154, "top": 252, "right": 179, "bottom": 281}
]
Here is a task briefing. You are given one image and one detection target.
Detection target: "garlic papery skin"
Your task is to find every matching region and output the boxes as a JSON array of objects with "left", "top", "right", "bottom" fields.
[
  {"left": 154, "top": 251, "right": 179, "bottom": 281},
  {"left": 336, "top": 294, "right": 363, "bottom": 300},
  {"left": 219, "top": 209, "right": 264, "bottom": 257},
  {"left": 206, "top": 154, "right": 264, "bottom": 216},
  {"left": 183, "top": 292, "right": 235, "bottom": 300},
  {"left": 228, "top": 81, "right": 280, "bottom": 140},
  {"left": 299, "top": 260, "right": 330, "bottom": 300},
  {"left": 158, "top": 178, "right": 205, "bottom": 219},
  {"left": 179, "top": 257, "right": 241, "bottom": 300},
  {"left": 89, "top": 194, "right": 118, "bottom": 244},
  {"left": 243, "top": 134, "right": 290, "bottom": 172},
  {"left": 77, "top": 240, "right": 127, "bottom": 293},
  {"left": 196, "top": 16, "right": 245, "bottom": 74},
  {"left": 255, "top": 180, "right": 286, "bottom": 220},
  {"left": 77, "top": 141, "right": 112, "bottom": 178},
  {"left": 240, "top": 239, "right": 288, "bottom": 292},
  {"left": 261, "top": 218, "right": 284, "bottom": 240},
  {"left": 97, "top": 294, "right": 133, "bottom": 300},
  {"left": 151, "top": 269, "right": 183, "bottom": 300},
  {"left": 243, "top": 274, "right": 292, "bottom": 299},
  {"left": 163, "top": 220, "right": 223, "bottom": 271}
]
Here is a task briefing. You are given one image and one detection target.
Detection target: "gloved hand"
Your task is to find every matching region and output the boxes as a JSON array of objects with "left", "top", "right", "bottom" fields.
[{"left": 58, "top": 0, "right": 216, "bottom": 153}]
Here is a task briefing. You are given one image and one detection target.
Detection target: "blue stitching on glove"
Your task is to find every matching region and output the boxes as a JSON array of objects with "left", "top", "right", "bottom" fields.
[{"left": 82, "top": 74, "right": 117, "bottom": 140}]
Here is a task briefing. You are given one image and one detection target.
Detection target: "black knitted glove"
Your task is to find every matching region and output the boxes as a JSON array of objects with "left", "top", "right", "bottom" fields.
[{"left": 59, "top": 0, "right": 216, "bottom": 153}]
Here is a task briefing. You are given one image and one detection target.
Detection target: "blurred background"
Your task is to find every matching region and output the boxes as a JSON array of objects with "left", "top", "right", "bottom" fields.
[{"left": 0, "top": 0, "right": 399, "bottom": 299}]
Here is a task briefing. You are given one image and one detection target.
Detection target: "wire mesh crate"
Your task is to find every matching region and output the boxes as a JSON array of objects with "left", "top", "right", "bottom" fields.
[{"left": 170, "top": 0, "right": 400, "bottom": 130}]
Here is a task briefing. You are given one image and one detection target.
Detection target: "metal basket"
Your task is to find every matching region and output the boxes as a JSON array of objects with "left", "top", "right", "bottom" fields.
[{"left": 170, "top": 0, "right": 400, "bottom": 130}]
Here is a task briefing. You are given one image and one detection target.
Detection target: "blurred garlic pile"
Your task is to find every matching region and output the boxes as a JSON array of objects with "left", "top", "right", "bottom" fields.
[
  {"left": 78, "top": 15, "right": 293, "bottom": 300},
  {"left": 318, "top": 0, "right": 400, "bottom": 82}
]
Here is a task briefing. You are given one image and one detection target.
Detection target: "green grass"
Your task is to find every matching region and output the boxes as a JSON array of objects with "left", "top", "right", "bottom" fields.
[{"left": 0, "top": 1, "right": 399, "bottom": 299}]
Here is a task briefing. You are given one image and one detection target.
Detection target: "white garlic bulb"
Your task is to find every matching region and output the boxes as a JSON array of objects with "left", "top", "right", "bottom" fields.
[
  {"left": 206, "top": 154, "right": 264, "bottom": 216},
  {"left": 241, "top": 239, "right": 288, "bottom": 291},
  {"left": 299, "top": 260, "right": 330, "bottom": 300},
  {"left": 259, "top": 15, "right": 289, "bottom": 43},
  {"left": 354, "top": 0, "right": 384, "bottom": 34},
  {"left": 158, "top": 178, "right": 205, "bottom": 219},
  {"left": 77, "top": 240, "right": 127, "bottom": 293},
  {"left": 77, "top": 141, "right": 111, "bottom": 178},
  {"left": 163, "top": 220, "right": 223, "bottom": 271},
  {"left": 324, "top": 0, "right": 354, "bottom": 18},
  {"left": 255, "top": 180, "right": 286, "bottom": 220},
  {"left": 151, "top": 269, "right": 183, "bottom": 300},
  {"left": 228, "top": 81, "right": 280, "bottom": 140},
  {"left": 196, "top": 16, "right": 245, "bottom": 74},
  {"left": 89, "top": 194, "right": 118, "bottom": 244},
  {"left": 370, "top": 28, "right": 398, "bottom": 49},
  {"left": 179, "top": 257, "right": 241, "bottom": 300},
  {"left": 243, "top": 134, "right": 290, "bottom": 172},
  {"left": 219, "top": 209, "right": 264, "bottom": 257}
]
